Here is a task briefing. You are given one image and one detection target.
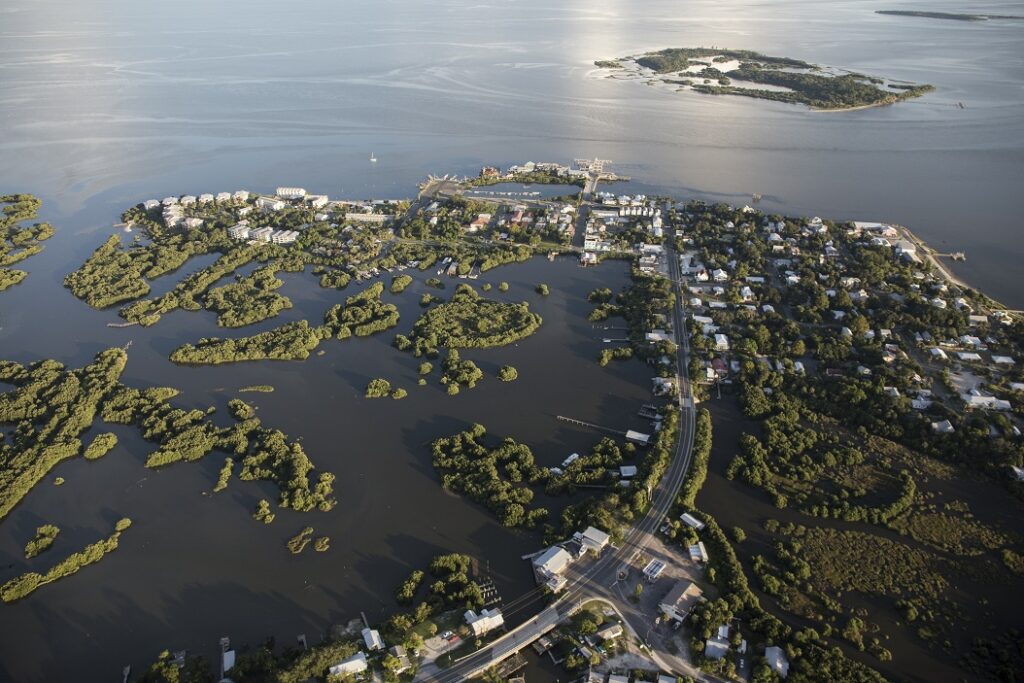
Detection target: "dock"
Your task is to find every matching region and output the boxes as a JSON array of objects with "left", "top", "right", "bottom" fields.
[
  {"left": 556, "top": 415, "right": 626, "bottom": 436},
  {"left": 638, "top": 404, "right": 660, "bottom": 419}
]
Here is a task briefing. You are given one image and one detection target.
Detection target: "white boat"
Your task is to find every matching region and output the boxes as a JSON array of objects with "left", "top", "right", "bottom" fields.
[{"left": 369, "top": 153, "right": 377, "bottom": 163}]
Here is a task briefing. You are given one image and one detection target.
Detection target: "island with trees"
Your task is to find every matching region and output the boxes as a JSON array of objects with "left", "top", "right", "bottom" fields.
[
  {"left": 595, "top": 47, "right": 934, "bottom": 110},
  {"left": 394, "top": 283, "right": 542, "bottom": 357},
  {"left": 1, "top": 194, "right": 54, "bottom": 292}
]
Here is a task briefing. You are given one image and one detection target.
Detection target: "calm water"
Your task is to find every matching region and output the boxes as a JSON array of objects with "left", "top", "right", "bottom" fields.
[{"left": 1, "top": 0, "right": 1023, "bottom": 680}]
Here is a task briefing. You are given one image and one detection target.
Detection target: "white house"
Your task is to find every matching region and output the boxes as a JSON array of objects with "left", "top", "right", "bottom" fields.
[
  {"left": 233, "top": 190, "right": 250, "bottom": 201},
  {"left": 931, "top": 419, "right": 955, "bottom": 434},
  {"left": 276, "top": 187, "right": 307, "bottom": 199},
  {"left": 143, "top": 199, "right": 160, "bottom": 210},
  {"left": 533, "top": 546, "right": 572, "bottom": 582},
  {"left": 680, "top": 512, "right": 705, "bottom": 530},
  {"left": 216, "top": 192, "right": 231, "bottom": 202},
  {"left": 714, "top": 334, "right": 730, "bottom": 352},
  {"left": 464, "top": 608, "right": 504, "bottom": 636},
  {"left": 256, "top": 197, "right": 285, "bottom": 212},
  {"left": 329, "top": 652, "right": 368, "bottom": 677},
  {"left": 577, "top": 526, "right": 610, "bottom": 553}
]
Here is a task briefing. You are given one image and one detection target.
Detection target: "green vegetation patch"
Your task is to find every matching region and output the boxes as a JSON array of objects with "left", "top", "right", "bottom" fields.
[
  {"left": 431, "top": 424, "right": 549, "bottom": 528},
  {"left": 401, "top": 283, "right": 541, "bottom": 356},
  {"left": 204, "top": 265, "right": 293, "bottom": 327},
  {"left": 390, "top": 273, "right": 413, "bottom": 293},
  {"left": 0, "top": 269, "right": 27, "bottom": 292},
  {"left": 439, "top": 349, "right": 483, "bottom": 395},
  {"left": 83, "top": 432, "right": 118, "bottom": 460},
  {"left": 1, "top": 194, "right": 54, "bottom": 291},
  {"left": 323, "top": 281, "right": 400, "bottom": 339},
  {"left": 1, "top": 518, "right": 130, "bottom": 603},
  {"left": 170, "top": 320, "right": 327, "bottom": 364},
  {"left": 24, "top": 524, "right": 60, "bottom": 559},
  {"left": 286, "top": 526, "right": 314, "bottom": 554}
]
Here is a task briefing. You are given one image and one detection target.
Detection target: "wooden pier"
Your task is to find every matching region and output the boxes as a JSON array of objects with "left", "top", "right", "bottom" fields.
[{"left": 556, "top": 415, "right": 626, "bottom": 436}]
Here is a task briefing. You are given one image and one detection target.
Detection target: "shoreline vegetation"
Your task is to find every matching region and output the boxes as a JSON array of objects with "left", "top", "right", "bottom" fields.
[
  {"left": 1, "top": 518, "right": 131, "bottom": 603},
  {"left": 596, "top": 47, "right": 934, "bottom": 110},
  {"left": 1, "top": 194, "right": 54, "bottom": 292},
  {"left": 876, "top": 9, "right": 1023, "bottom": 21}
]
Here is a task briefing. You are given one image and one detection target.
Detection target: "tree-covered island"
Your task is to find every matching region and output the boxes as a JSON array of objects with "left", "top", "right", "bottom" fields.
[{"left": 596, "top": 48, "right": 934, "bottom": 110}]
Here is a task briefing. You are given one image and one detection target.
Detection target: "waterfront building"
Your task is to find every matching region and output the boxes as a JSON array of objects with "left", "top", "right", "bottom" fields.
[
  {"left": 464, "top": 608, "right": 504, "bottom": 636},
  {"left": 659, "top": 580, "right": 703, "bottom": 621},
  {"left": 328, "top": 652, "right": 367, "bottom": 677},
  {"left": 361, "top": 627, "right": 384, "bottom": 651}
]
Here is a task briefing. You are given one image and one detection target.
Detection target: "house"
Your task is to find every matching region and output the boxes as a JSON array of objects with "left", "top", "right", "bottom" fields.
[
  {"left": 765, "top": 646, "right": 790, "bottom": 678},
  {"left": 931, "top": 419, "right": 955, "bottom": 434},
  {"left": 597, "top": 623, "right": 623, "bottom": 642},
  {"left": 276, "top": 187, "right": 306, "bottom": 199},
  {"left": 680, "top": 512, "right": 705, "bottom": 530},
  {"left": 992, "top": 355, "right": 1016, "bottom": 365},
  {"left": 577, "top": 526, "right": 610, "bottom": 554},
  {"left": 388, "top": 645, "right": 411, "bottom": 674},
  {"left": 740, "top": 286, "right": 754, "bottom": 302},
  {"left": 216, "top": 192, "right": 231, "bottom": 202},
  {"left": 143, "top": 199, "right": 160, "bottom": 210},
  {"left": 659, "top": 580, "right": 703, "bottom": 621},
  {"left": 199, "top": 193, "right": 215, "bottom": 204},
  {"left": 180, "top": 195, "right": 196, "bottom": 206},
  {"left": 233, "top": 190, "right": 250, "bottom": 201},
  {"left": 329, "top": 652, "right": 368, "bottom": 677},
  {"left": 961, "top": 390, "right": 1011, "bottom": 411},
  {"left": 712, "top": 269, "right": 729, "bottom": 282},
  {"left": 643, "top": 559, "right": 666, "bottom": 582},
  {"left": 619, "top": 465, "right": 638, "bottom": 478},
  {"left": 957, "top": 352, "right": 983, "bottom": 362},
  {"left": 714, "top": 334, "right": 730, "bottom": 352},
  {"left": 161, "top": 196, "right": 178, "bottom": 206},
  {"left": 464, "top": 608, "right": 504, "bottom": 636},
  {"left": 689, "top": 542, "right": 709, "bottom": 563},
  {"left": 645, "top": 330, "right": 671, "bottom": 343},
  {"left": 960, "top": 335, "right": 984, "bottom": 349},
  {"left": 303, "top": 194, "right": 328, "bottom": 209},
  {"left": 183, "top": 217, "right": 204, "bottom": 229},
  {"left": 256, "top": 197, "right": 285, "bottom": 212},
  {"left": 362, "top": 628, "right": 384, "bottom": 651},
  {"left": 704, "top": 636, "right": 730, "bottom": 660},
  {"left": 930, "top": 347, "right": 948, "bottom": 361}
]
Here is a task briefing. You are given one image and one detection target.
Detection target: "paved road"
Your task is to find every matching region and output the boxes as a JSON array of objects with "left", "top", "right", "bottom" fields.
[{"left": 417, "top": 235, "right": 700, "bottom": 682}]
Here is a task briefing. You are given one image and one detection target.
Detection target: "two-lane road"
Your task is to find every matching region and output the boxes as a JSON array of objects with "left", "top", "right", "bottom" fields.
[{"left": 419, "top": 236, "right": 699, "bottom": 682}]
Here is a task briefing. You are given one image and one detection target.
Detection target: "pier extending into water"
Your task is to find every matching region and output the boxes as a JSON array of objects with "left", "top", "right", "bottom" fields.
[{"left": 555, "top": 415, "right": 626, "bottom": 436}]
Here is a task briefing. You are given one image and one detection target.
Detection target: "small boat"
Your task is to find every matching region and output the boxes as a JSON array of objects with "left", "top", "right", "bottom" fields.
[{"left": 369, "top": 153, "right": 377, "bottom": 162}]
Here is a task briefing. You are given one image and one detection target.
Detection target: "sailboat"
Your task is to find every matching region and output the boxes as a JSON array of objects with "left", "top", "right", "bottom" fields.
[{"left": 369, "top": 152, "right": 377, "bottom": 163}]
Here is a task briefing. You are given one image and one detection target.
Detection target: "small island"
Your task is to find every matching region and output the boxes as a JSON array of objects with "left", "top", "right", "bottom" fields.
[{"left": 595, "top": 47, "right": 934, "bottom": 110}]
